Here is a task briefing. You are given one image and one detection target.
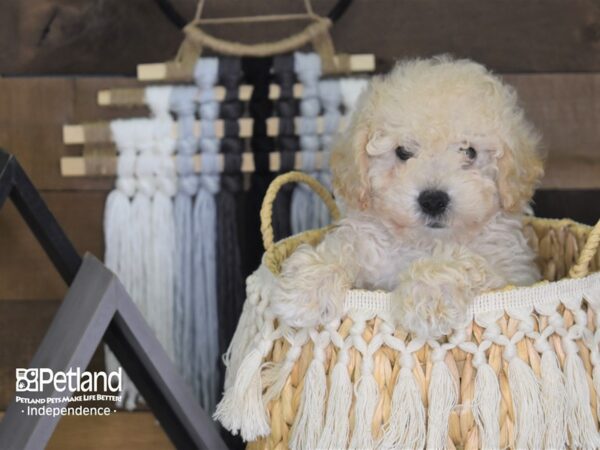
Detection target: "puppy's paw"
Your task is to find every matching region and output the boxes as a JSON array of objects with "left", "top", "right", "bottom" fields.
[
  {"left": 392, "top": 259, "right": 475, "bottom": 339},
  {"left": 392, "top": 276, "right": 470, "bottom": 339},
  {"left": 270, "top": 245, "right": 351, "bottom": 328}
]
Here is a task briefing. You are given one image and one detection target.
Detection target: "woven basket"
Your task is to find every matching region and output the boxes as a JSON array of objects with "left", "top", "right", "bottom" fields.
[{"left": 215, "top": 172, "right": 600, "bottom": 450}]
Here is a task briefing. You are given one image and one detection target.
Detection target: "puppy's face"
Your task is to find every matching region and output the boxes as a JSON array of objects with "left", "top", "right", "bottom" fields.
[
  {"left": 367, "top": 129, "right": 500, "bottom": 236},
  {"left": 331, "top": 57, "right": 544, "bottom": 239}
]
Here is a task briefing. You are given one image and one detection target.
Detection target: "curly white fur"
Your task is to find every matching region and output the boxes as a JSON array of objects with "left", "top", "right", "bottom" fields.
[{"left": 272, "top": 56, "right": 544, "bottom": 338}]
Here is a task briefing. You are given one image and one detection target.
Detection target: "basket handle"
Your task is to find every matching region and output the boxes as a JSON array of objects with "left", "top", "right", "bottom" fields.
[
  {"left": 260, "top": 171, "right": 340, "bottom": 251},
  {"left": 569, "top": 219, "right": 600, "bottom": 278}
]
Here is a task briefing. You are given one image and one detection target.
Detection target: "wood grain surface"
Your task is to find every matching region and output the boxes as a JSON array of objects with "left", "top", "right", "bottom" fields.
[
  {"left": 0, "top": 300, "right": 106, "bottom": 409},
  {"left": 2, "top": 0, "right": 600, "bottom": 75},
  {"left": 0, "top": 412, "right": 173, "bottom": 449}
]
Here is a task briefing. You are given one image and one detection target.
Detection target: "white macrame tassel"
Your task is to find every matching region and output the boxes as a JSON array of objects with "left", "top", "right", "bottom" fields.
[
  {"left": 349, "top": 373, "right": 378, "bottom": 449},
  {"left": 263, "top": 334, "right": 306, "bottom": 405},
  {"left": 289, "top": 343, "right": 327, "bottom": 450},
  {"left": 593, "top": 363, "right": 600, "bottom": 420},
  {"left": 316, "top": 354, "right": 353, "bottom": 450},
  {"left": 340, "top": 78, "right": 368, "bottom": 119},
  {"left": 223, "top": 301, "right": 256, "bottom": 390},
  {"left": 149, "top": 114, "right": 177, "bottom": 361},
  {"left": 317, "top": 360, "right": 354, "bottom": 448},
  {"left": 379, "top": 364, "right": 426, "bottom": 450},
  {"left": 563, "top": 341, "right": 600, "bottom": 448},
  {"left": 214, "top": 341, "right": 272, "bottom": 440},
  {"left": 223, "top": 269, "right": 273, "bottom": 391},
  {"left": 104, "top": 118, "right": 145, "bottom": 410},
  {"left": 426, "top": 353, "right": 458, "bottom": 450},
  {"left": 472, "top": 362, "right": 500, "bottom": 449},
  {"left": 539, "top": 349, "right": 568, "bottom": 449},
  {"left": 507, "top": 352, "right": 545, "bottom": 449}
]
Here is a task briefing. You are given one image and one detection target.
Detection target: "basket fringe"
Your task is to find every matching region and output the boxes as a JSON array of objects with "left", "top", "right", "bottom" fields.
[
  {"left": 508, "top": 357, "right": 544, "bottom": 449},
  {"left": 564, "top": 350, "right": 600, "bottom": 448},
  {"left": 317, "top": 361, "right": 353, "bottom": 449},
  {"left": 379, "top": 366, "right": 426, "bottom": 450},
  {"left": 289, "top": 358, "right": 327, "bottom": 450},
  {"left": 223, "top": 302, "right": 255, "bottom": 390},
  {"left": 540, "top": 351, "right": 568, "bottom": 449},
  {"left": 348, "top": 372, "right": 379, "bottom": 449},
  {"left": 593, "top": 364, "right": 600, "bottom": 419},
  {"left": 472, "top": 363, "right": 500, "bottom": 449},
  {"left": 214, "top": 346, "right": 271, "bottom": 440},
  {"left": 426, "top": 359, "right": 458, "bottom": 449},
  {"left": 262, "top": 359, "right": 294, "bottom": 404}
]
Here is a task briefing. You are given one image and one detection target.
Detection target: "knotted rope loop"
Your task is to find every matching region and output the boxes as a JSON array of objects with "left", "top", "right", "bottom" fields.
[
  {"left": 170, "top": 1, "right": 349, "bottom": 75},
  {"left": 260, "top": 171, "right": 340, "bottom": 251},
  {"left": 570, "top": 218, "right": 600, "bottom": 278}
]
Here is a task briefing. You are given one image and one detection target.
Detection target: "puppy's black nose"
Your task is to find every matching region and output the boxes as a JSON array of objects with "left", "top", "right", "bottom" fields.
[{"left": 418, "top": 190, "right": 450, "bottom": 216}]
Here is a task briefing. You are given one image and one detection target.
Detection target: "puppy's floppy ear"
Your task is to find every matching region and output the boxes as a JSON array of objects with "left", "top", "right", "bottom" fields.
[
  {"left": 330, "top": 86, "right": 375, "bottom": 211},
  {"left": 366, "top": 130, "right": 395, "bottom": 156},
  {"left": 497, "top": 126, "right": 544, "bottom": 213}
]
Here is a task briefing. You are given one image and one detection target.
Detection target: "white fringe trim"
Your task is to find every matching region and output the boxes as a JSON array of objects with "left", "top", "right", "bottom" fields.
[
  {"left": 508, "top": 357, "right": 544, "bottom": 449},
  {"left": 380, "top": 366, "right": 426, "bottom": 449},
  {"left": 289, "top": 359, "right": 327, "bottom": 450},
  {"left": 214, "top": 346, "right": 271, "bottom": 440},
  {"left": 472, "top": 363, "right": 500, "bottom": 449},
  {"left": 540, "top": 351, "right": 568, "bottom": 449},
  {"left": 426, "top": 359, "right": 458, "bottom": 449},
  {"left": 348, "top": 373, "right": 379, "bottom": 449},
  {"left": 317, "top": 361, "right": 353, "bottom": 449},
  {"left": 564, "top": 350, "right": 600, "bottom": 448}
]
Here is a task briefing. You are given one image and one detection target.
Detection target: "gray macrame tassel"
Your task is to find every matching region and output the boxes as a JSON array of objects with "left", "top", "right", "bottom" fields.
[
  {"left": 291, "top": 52, "right": 322, "bottom": 234},
  {"left": 316, "top": 79, "right": 342, "bottom": 228},
  {"left": 171, "top": 85, "right": 199, "bottom": 385},
  {"left": 190, "top": 57, "right": 221, "bottom": 414}
]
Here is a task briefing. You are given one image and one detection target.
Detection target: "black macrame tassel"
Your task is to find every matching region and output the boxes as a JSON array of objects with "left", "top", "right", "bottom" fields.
[
  {"left": 241, "top": 57, "right": 275, "bottom": 277},
  {"left": 271, "top": 55, "right": 298, "bottom": 242},
  {"left": 215, "top": 57, "right": 246, "bottom": 360},
  {"left": 215, "top": 61, "right": 245, "bottom": 450}
]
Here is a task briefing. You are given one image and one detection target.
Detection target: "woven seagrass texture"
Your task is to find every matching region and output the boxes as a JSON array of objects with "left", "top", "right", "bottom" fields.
[
  {"left": 234, "top": 174, "right": 600, "bottom": 450},
  {"left": 247, "top": 217, "right": 599, "bottom": 450}
]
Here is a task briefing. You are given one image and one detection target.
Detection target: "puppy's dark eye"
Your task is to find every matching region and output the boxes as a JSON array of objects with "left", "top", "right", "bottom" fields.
[
  {"left": 395, "top": 146, "right": 413, "bottom": 161},
  {"left": 462, "top": 146, "right": 477, "bottom": 160}
]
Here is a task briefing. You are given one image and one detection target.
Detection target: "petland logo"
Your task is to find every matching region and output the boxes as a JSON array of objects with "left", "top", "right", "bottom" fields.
[{"left": 16, "top": 367, "right": 122, "bottom": 393}]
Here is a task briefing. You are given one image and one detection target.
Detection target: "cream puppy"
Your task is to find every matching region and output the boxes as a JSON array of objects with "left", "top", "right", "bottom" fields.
[{"left": 272, "top": 56, "right": 544, "bottom": 338}]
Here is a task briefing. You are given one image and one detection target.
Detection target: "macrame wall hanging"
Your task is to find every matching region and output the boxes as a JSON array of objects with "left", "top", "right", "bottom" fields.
[{"left": 60, "top": 0, "right": 374, "bottom": 420}]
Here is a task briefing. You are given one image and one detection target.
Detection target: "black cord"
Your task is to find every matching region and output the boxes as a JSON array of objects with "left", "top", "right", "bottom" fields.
[
  {"left": 154, "top": 0, "right": 353, "bottom": 29},
  {"left": 327, "top": 0, "right": 353, "bottom": 22}
]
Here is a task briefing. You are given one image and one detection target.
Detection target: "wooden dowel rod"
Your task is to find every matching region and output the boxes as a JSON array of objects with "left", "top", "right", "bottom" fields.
[
  {"left": 63, "top": 116, "right": 348, "bottom": 145},
  {"left": 97, "top": 84, "right": 305, "bottom": 106},
  {"left": 137, "top": 54, "right": 375, "bottom": 81},
  {"left": 60, "top": 152, "right": 328, "bottom": 177}
]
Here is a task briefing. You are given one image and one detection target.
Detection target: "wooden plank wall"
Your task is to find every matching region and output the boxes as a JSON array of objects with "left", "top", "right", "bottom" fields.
[{"left": 0, "top": 0, "right": 599, "bottom": 444}]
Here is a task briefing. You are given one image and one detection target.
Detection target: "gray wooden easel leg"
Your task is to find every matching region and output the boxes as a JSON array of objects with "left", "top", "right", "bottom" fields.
[{"left": 0, "top": 254, "right": 227, "bottom": 450}]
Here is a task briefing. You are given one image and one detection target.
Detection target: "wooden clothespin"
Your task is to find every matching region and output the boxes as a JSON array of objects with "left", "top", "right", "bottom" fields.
[
  {"left": 62, "top": 116, "right": 348, "bottom": 145},
  {"left": 60, "top": 150, "right": 329, "bottom": 177},
  {"left": 97, "top": 84, "right": 306, "bottom": 107}
]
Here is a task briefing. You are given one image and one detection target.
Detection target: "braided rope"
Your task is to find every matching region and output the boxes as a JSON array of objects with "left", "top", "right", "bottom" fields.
[
  {"left": 570, "top": 219, "right": 600, "bottom": 278},
  {"left": 260, "top": 171, "right": 340, "bottom": 251},
  {"left": 182, "top": 17, "right": 332, "bottom": 58}
]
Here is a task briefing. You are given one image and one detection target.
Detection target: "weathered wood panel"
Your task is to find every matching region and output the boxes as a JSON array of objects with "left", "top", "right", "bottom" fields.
[
  {"left": 0, "top": 77, "right": 144, "bottom": 191},
  {"left": 534, "top": 190, "right": 600, "bottom": 225},
  {"left": 0, "top": 412, "right": 173, "bottom": 449},
  {"left": 0, "top": 192, "right": 106, "bottom": 301},
  {"left": 0, "top": 300, "right": 105, "bottom": 409},
  {"left": 2, "top": 74, "right": 600, "bottom": 191},
  {"left": 2, "top": 0, "right": 600, "bottom": 75},
  {"left": 48, "top": 412, "right": 173, "bottom": 449}
]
